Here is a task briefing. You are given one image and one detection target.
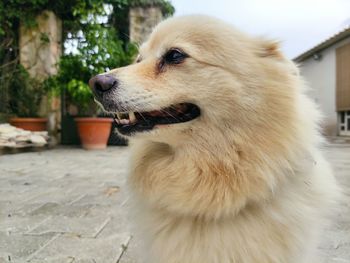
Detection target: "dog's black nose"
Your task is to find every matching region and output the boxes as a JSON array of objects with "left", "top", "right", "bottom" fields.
[{"left": 89, "top": 74, "right": 118, "bottom": 93}]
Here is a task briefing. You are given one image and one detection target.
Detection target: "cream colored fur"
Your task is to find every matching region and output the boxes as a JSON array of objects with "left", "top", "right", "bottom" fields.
[{"left": 105, "top": 15, "right": 339, "bottom": 263}]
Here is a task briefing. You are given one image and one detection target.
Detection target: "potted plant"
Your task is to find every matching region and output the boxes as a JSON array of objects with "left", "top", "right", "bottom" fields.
[
  {"left": 48, "top": 17, "right": 136, "bottom": 149},
  {"left": 8, "top": 65, "right": 48, "bottom": 131},
  {"left": 65, "top": 78, "right": 113, "bottom": 150}
]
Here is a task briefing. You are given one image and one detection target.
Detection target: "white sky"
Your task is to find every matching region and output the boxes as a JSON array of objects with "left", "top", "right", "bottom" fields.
[{"left": 171, "top": 0, "right": 350, "bottom": 59}]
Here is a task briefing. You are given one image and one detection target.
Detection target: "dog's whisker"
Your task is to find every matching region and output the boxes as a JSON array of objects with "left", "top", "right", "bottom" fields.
[
  {"left": 160, "top": 109, "right": 181, "bottom": 121},
  {"left": 138, "top": 112, "right": 148, "bottom": 122}
]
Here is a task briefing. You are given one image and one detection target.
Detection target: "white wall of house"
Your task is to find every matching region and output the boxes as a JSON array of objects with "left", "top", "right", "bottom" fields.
[{"left": 297, "top": 36, "right": 350, "bottom": 136}]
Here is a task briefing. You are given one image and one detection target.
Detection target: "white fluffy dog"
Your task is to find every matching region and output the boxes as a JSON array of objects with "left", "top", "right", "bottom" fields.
[{"left": 90, "top": 15, "right": 339, "bottom": 263}]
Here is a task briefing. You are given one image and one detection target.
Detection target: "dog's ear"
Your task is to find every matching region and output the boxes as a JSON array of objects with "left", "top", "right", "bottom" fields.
[
  {"left": 256, "top": 39, "right": 283, "bottom": 59},
  {"left": 255, "top": 38, "right": 300, "bottom": 76}
]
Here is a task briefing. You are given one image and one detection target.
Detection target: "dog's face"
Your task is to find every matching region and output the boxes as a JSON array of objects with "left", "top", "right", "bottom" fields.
[{"left": 90, "top": 15, "right": 297, "bottom": 142}]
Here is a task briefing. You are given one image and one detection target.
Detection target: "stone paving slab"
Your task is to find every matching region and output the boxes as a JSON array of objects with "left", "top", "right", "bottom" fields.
[
  {"left": 29, "top": 258, "right": 74, "bottom": 263},
  {"left": 27, "top": 233, "right": 131, "bottom": 263},
  {"left": 0, "top": 142, "right": 350, "bottom": 262},
  {"left": 26, "top": 188, "right": 86, "bottom": 206},
  {"left": 26, "top": 216, "right": 111, "bottom": 238},
  {"left": 0, "top": 233, "right": 56, "bottom": 262},
  {"left": 0, "top": 215, "right": 48, "bottom": 234},
  {"left": 28, "top": 203, "right": 93, "bottom": 218}
]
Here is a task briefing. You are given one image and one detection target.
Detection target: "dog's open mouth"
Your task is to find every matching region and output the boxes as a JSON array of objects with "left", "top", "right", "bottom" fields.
[{"left": 113, "top": 103, "right": 200, "bottom": 135}]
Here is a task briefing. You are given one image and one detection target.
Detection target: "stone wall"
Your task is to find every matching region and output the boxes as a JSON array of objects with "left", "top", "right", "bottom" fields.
[
  {"left": 15, "top": 7, "right": 163, "bottom": 144},
  {"left": 19, "top": 11, "right": 62, "bottom": 143},
  {"left": 129, "top": 7, "right": 163, "bottom": 44},
  {"left": 19, "top": 11, "right": 62, "bottom": 80}
]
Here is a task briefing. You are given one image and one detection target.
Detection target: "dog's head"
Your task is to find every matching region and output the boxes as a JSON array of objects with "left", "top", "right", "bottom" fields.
[{"left": 90, "top": 15, "right": 300, "bottom": 143}]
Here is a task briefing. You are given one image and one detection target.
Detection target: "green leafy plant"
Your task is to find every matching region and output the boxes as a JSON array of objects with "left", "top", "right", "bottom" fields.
[
  {"left": 0, "top": 0, "right": 174, "bottom": 118},
  {"left": 0, "top": 0, "right": 104, "bottom": 118},
  {"left": 7, "top": 65, "right": 46, "bottom": 117},
  {"left": 48, "top": 22, "right": 138, "bottom": 116}
]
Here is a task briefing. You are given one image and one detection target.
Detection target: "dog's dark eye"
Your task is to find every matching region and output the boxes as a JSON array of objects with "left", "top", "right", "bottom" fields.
[{"left": 164, "top": 49, "right": 187, "bottom": 64}]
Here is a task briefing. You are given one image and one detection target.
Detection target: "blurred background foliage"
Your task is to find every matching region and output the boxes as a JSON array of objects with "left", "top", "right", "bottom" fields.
[{"left": 0, "top": 0, "right": 174, "bottom": 118}]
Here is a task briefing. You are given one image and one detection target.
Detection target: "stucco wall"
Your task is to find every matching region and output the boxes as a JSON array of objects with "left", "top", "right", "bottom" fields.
[{"left": 298, "top": 36, "right": 350, "bottom": 136}]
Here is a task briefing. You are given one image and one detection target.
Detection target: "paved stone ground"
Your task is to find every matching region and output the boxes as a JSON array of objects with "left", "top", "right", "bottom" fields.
[
  {"left": 0, "top": 147, "right": 131, "bottom": 263},
  {"left": 0, "top": 140, "right": 349, "bottom": 263}
]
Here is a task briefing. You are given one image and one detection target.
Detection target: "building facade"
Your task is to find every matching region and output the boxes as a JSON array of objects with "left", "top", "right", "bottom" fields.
[{"left": 294, "top": 28, "right": 350, "bottom": 136}]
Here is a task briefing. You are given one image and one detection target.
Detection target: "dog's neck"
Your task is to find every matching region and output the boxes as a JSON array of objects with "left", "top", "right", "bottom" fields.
[{"left": 128, "top": 123, "right": 315, "bottom": 220}]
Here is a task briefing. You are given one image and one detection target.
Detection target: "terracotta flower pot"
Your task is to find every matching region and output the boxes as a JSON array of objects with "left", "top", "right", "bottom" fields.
[
  {"left": 75, "top": 117, "right": 113, "bottom": 150},
  {"left": 10, "top": 117, "right": 47, "bottom": 132}
]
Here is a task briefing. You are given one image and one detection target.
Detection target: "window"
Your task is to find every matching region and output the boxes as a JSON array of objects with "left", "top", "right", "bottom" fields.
[{"left": 338, "top": 111, "right": 350, "bottom": 135}]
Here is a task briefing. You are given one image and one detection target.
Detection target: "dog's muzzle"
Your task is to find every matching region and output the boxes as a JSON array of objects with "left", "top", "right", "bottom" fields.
[{"left": 88, "top": 75, "right": 201, "bottom": 136}]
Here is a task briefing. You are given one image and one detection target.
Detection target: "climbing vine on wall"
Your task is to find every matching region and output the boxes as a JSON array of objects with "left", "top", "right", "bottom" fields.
[
  {"left": 0, "top": 0, "right": 106, "bottom": 117},
  {"left": 0, "top": 0, "right": 174, "bottom": 118}
]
